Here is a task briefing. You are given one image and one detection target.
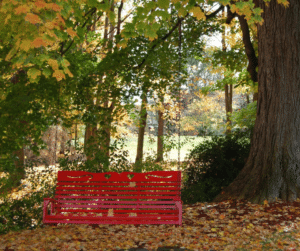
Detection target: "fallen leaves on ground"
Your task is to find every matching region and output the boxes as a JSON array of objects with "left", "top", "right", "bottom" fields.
[{"left": 1, "top": 198, "right": 300, "bottom": 250}]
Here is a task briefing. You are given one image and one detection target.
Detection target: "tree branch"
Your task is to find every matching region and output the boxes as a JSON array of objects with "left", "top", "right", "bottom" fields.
[
  {"left": 205, "top": 4, "right": 224, "bottom": 19},
  {"left": 237, "top": 13, "right": 258, "bottom": 82},
  {"left": 61, "top": 8, "right": 98, "bottom": 55},
  {"left": 225, "top": 5, "right": 237, "bottom": 24},
  {"left": 133, "top": 13, "right": 189, "bottom": 69},
  {"left": 134, "top": 4, "right": 224, "bottom": 69}
]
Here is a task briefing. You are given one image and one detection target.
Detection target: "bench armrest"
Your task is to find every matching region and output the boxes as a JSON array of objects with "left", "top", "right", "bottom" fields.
[{"left": 43, "top": 198, "right": 59, "bottom": 219}]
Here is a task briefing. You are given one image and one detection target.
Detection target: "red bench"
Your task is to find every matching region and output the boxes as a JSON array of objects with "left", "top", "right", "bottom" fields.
[{"left": 43, "top": 170, "right": 182, "bottom": 226}]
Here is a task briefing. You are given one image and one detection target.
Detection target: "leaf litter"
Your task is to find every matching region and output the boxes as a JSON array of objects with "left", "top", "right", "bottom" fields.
[{"left": 1, "top": 163, "right": 300, "bottom": 250}]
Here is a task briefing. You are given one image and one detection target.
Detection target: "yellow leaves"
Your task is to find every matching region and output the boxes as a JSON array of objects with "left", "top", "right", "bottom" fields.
[
  {"left": 56, "top": 13, "right": 65, "bottom": 25},
  {"left": 171, "top": 0, "right": 181, "bottom": 3},
  {"left": 183, "top": 124, "right": 195, "bottom": 131},
  {"left": 117, "top": 39, "right": 128, "bottom": 49},
  {"left": 178, "top": 7, "right": 187, "bottom": 17},
  {"left": 32, "top": 37, "right": 46, "bottom": 48},
  {"left": 53, "top": 70, "right": 66, "bottom": 81},
  {"left": 5, "top": 14, "right": 11, "bottom": 24},
  {"left": 15, "top": 5, "right": 30, "bottom": 14},
  {"left": 25, "top": 13, "right": 42, "bottom": 24},
  {"left": 48, "top": 59, "right": 59, "bottom": 70},
  {"left": 27, "top": 68, "right": 41, "bottom": 80},
  {"left": 61, "top": 59, "right": 70, "bottom": 68},
  {"left": 20, "top": 39, "right": 31, "bottom": 52},
  {"left": 190, "top": 6, "right": 206, "bottom": 21},
  {"left": 5, "top": 49, "right": 15, "bottom": 62},
  {"left": 277, "top": 0, "right": 290, "bottom": 8},
  {"left": 35, "top": 0, "right": 47, "bottom": 9},
  {"left": 66, "top": 28, "right": 78, "bottom": 38},
  {"left": 64, "top": 69, "right": 74, "bottom": 78},
  {"left": 48, "top": 3, "right": 62, "bottom": 11},
  {"left": 45, "top": 22, "right": 55, "bottom": 30}
]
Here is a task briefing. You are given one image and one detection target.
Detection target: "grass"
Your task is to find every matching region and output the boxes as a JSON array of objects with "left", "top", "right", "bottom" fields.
[{"left": 108, "top": 134, "right": 213, "bottom": 163}]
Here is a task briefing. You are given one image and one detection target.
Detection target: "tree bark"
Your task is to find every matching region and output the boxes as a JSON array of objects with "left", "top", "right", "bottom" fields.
[
  {"left": 222, "top": 9, "right": 233, "bottom": 135},
  {"left": 213, "top": 0, "right": 300, "bottom": 205},
  {"left": 84, "top": 0, "right": 116, "bottom": 163},
  {"left": 253, "top": 92, "right": 258, "bottom": 102},
  {"left": 135, "top": 92, "right": 148, "bottom": 167},
  {"left": 246, "top": 93, "right": 250, "bottom": 104},
  {"left": 99, "top": 99, "right": 115, "bottom": 158},
  {"left": 156, "top": 100, "right": 164, "bottom": 163},
  {"left": 98, "top": 0, "right": 119, "bottom": 159}
]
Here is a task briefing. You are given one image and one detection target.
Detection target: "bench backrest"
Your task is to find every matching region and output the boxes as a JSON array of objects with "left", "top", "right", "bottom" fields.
[{"left": 54, "top": 170, "right": 182, "bottom": 203}]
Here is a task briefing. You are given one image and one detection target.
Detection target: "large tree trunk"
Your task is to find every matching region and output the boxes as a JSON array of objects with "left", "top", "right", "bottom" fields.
[
  {"left": 135, "top": 92, "right": 148, "bottom": 167},
  {"left": 156, "top": 100, "right": 164, "bottom": 163},
  {"left": 213, "top": 0, "right": 300, "bottom": 205}
]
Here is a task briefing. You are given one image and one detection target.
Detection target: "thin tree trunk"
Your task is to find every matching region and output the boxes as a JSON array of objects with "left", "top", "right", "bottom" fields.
[
  {"left": 135, "top": 92, "right": 148, "bottom": 167},
  {"left": 225, "top": 84, "right": 233, "bottom": 134},
  {"left": 253, "top": 92, "right": 258, "bottom": 102},
  {"left": 99, "top": 99, "right": 115, "bottom": 158},
  {"left": 246, "top": 93, "right": 250, "bottom": 104},
  {"left": 222, "top": 9, "right": 233, "bottom": 135},
  {"left": 84, "top": 123, "right": 98, "bottom": 161},
  {"left": 213, "top": 0, "right": 300, "bottom": 205},
  {"left": 84, "top": 1, "right": 116, "bottom": 163},
  {"left": 156, "top": 100, "right": 164, "bottom": 163},
  {"left": 98, "top": 0, "right": 120, "bottom": 160}
]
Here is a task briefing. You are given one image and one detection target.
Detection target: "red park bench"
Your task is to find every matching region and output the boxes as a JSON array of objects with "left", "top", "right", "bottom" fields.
[{"left": 43, "top": 170, "right": 182, "bottom": 226}]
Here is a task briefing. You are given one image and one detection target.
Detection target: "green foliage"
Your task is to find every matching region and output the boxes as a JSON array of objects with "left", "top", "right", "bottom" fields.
[
  {"left": 0, "top": 160, "right": 57, "bottom": 235},
  {"left": 228, "top": 101, "right": 257, "bottom": 139},
  {"left": 181, "top": 128, "right": 251, "bottom": 205},
  {"left": 197, "top": 124, "right": 216, "bottom": 137}
]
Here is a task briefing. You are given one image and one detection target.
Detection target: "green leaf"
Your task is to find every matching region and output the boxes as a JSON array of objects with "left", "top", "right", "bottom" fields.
[
  {"left": 42, "top": 68, "right": 52, "bottom": 78},
  {"left": 145, "top": 29, "right": 157, "bottom": 39},
  {"left": 157, "top": 0, "right": 169, "bottom": 10},
  {"left": 54, "top": 30, "right": 68, "bottom": 40},
  {"left": 152, "top": 23, "right": 161, "bottom": 32},
  {"left": 124, "top": 23, "right": 135, "bottom": 32},
  {"left": 147, "top": 1, "right": 157, "bottom": 10},
  {"left": 154, "top": 10, "right": 170, "bottom": 21},
  {"left": 87, "top": 0, "right": 99, "bottom": 7},
  {"left": 136, "top": 22, "right": 147, "bottom": 33},
  {"left": 28, "top": 68, "right": 41, "bottom": 80},
  {"left": 39, "top": 54, "right": 50, "bottom": 62}
]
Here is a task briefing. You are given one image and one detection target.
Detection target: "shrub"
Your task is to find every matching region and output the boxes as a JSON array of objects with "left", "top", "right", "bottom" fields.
[{"left": 181, "top": 128, "right": 251, "bottom": 205}]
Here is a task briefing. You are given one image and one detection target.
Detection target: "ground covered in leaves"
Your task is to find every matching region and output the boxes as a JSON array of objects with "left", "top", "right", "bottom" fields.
[
  {"left": 1, "top": 161, "right": 300, "bottom": 250},
  {"left": 1, "top": 198, "right": 300, "bottom": 250}
]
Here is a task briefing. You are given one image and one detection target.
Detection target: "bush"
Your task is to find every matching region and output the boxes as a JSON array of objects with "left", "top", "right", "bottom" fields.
[
  {"left": 181, "top": 128, "right": 251, "bottom": 205},
  {"left": 0, "top": 162, "right": 57, "bottom": 235}
]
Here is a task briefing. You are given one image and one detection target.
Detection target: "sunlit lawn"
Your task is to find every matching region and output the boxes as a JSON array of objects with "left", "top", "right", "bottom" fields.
[{"left": 110, "top": 134, "right": 213, "bottom": 163}]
